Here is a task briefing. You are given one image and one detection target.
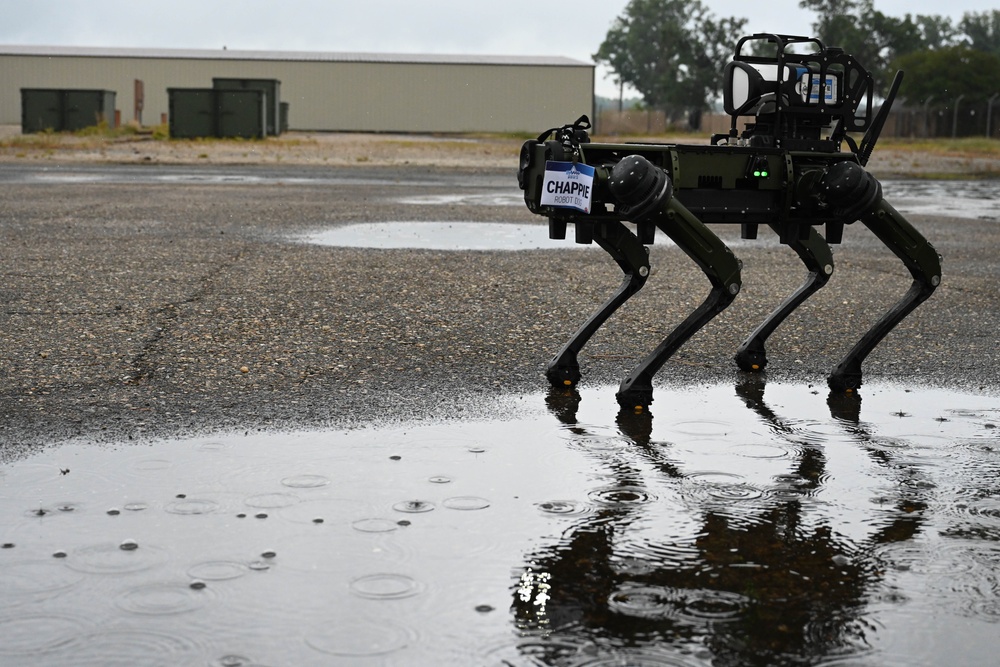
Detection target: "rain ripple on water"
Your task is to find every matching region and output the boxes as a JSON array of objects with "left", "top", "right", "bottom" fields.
[
  {"left": 535, "top": 499, "right": 594, "bottom": 517},
  {"left": 243, "top": 492, "right": 300, "bottom": 509},
  {"left": 392, "top": 499, "right": 436, "bottom": 513},
  {"left": 589, "top": 485, "right": 655, "bottom": 506},
  {"left": 351, "top": 517, "right": 401, "bottom": 533},
  {"left": 0, "top": 612, "right": 89, "bottom": 657},
  {"left": 115, "top": 582, "right": 213, "bottom": 615},
  {"left": 1, "top": 382, "right": 998, "bottom": 665},
  {"left": 304, "top": 620, "right": 412, "bottom": 657},
  {"left": 185, "top": 560, "right": 249, "bottom": 581},
  {"left": 65, "top": 542, "right": 170, "bottom": 574},
  {"left": 608, "top": 583, "right": 747, "bottom": 624},
  {"left": 165, "top": 498, "right": 221, "bottom": 515},
  {"left": 58, "top": 628, "right": 208, "bottom": 667},
  {"left": 279, "top": 474, "right": 330, "bottom": 489},
  {"left": 442, "top": 496, "right": 491, "bottom": 510},
  {"left": 349, "top": 572, "right": 424, "bottom": 599},
  {"left": 0, "top": 560, "right": 84, "bottom": 606}
]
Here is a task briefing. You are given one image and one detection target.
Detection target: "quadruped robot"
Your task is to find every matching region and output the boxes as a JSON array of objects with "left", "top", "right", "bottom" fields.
[{"left": 517, "top": 33, "right": 942, "bottom": 408}]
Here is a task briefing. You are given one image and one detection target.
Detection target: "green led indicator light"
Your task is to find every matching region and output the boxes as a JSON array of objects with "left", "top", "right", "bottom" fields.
[{"left": 751, "top": 156, "right": 770, "bottom": 178}]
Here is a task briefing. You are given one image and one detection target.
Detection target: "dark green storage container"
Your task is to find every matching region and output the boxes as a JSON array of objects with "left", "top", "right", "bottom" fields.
[
  {"left": 212, "top": 78, "right": 281, "bottom": 135},
  {"left": 21, "top": 89, "right": 116, "bottom": 133},
  {"left": 167, "top": 89, "right": 215, "bottom": 139},
  {"left": 217, "top": 90, "right": 266, "bottom": 139},
  {"left": 20, "top": 89, "right": 61, "bottom": 133},
  {"left": 168, "top": 88, "right": 266, "bottom": 139}
]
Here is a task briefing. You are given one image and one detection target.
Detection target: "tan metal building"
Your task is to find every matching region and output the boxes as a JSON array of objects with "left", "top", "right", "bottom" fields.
[{"left": 0, "top": 45, "right": 594, "bottom": 134}]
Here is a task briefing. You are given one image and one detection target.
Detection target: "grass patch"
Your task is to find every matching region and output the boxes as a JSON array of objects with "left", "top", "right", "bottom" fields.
[
  {"left": 150, "top": 123, "right": 169, "bottom": 140},
  {"left": 1, "top": 121, "right": 145, "bottom": 150},
  {"left": 169, "top": 134, "right": 264, "bottom": 144},
  {"left": 271, "top": 136, "right": 318, "bottom": 147},
  {"left": 877, "top": 137, "right": 1000, "bottom": 157},
  {"left": 0, "top": 123, "right": 272, "bottom": 149},
  {"left": 72, "top": 121, "right": 141, "bottom": 138},
  {"left": 906, "top": 169, "right": 1000, "bottom": 180},
  {"left": 0, "top": 133, "right": 113, "bottom": 151}
]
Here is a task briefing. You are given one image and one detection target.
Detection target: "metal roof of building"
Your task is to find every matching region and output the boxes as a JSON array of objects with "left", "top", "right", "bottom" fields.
[{"left": 0, "top": 44, "right": 591, "bottom": 67}]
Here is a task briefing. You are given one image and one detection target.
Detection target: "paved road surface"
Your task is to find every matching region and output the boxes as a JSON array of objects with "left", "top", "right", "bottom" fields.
[{"left": 2, "top": 163, "right": 998, "bottom": 453}]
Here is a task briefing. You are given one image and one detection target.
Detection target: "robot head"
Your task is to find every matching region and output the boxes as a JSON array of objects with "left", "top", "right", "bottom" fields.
[{"left": 721, "top": 34, "right": 874, "bottom": 149}]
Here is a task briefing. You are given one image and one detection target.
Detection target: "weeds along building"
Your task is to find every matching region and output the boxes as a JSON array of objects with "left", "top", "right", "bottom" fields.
[{"left": 0, "top": 45, "right": 594, "bottom": 133}]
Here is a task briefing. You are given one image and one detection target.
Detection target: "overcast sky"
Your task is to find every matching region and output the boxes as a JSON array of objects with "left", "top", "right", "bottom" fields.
[{"left": 2, "top": 0, "right": 997, "bottom": 97}]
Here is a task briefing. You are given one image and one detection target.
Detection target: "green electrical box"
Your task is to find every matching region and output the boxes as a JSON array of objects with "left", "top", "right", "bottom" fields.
[
  {"left": 167, "top": 89, "right": 215, "bottom": 139},
  {"left": 21, "top": 89, "right": 116, "bottom": 133},
  {"left": 168, "top": 88, "right": 266, "bottom": 139},
  {"left": 217, "top": 89, "right": 267, "bottom": 138},
  {"left": 212, "top": 78, "right": 282, "bottom": 135}
]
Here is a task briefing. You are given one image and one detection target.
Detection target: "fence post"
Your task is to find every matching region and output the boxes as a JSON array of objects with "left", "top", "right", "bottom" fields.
[
  {"left": 922, "top": 96, "right": 934, "bottom": 137},
  {"left": 988, "top": 93, "right": 999, "bottom": 139},
  {"left": 952, "top": 94, "right": 965, "bottom": 138}
]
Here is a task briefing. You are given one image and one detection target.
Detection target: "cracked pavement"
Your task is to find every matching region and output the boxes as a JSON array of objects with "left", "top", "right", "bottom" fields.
[{"left": 2, "top": 162, "right": 999, "bottom": 455}]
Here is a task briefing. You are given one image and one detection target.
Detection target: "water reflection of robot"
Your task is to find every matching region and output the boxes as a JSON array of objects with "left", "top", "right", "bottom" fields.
[
  {"left": 517, "top": 34, "right": 942, "bottom": 408},
  {"left": 509, "top": 384, "right": 931, "bottom": 666}
]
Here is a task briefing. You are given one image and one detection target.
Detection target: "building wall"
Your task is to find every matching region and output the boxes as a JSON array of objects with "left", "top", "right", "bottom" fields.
[{"left": 0, "top": 50, "right": 594, "bottom": 133}]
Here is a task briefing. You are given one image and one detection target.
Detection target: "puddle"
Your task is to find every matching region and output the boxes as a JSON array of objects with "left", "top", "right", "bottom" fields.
[
  {"left": 4, "top": 165, "right": 997, "bottom": 223},
  {"left": 0, "top": 164, "right": 447, "bottom": 188},
  {"left": 303, "top": 180, "right": 998, "bottom": 251},
  {"left": 301, "top": 221, "right": 679, "bottom": 250},
  {"left": 2, "top": 382, "right": 999, "bottom": 666},
  {"left": 385, "top": 181, "right": 1000, "bottom": 222},
  {"left": 302, "top": 221, "right": 610, "bottom": 250},
  {"left": 882, "top": 179, "right": 1000, "bottom": 221},
  {"left": 394, "top": 193, "right": 522, "bottom": 206}
]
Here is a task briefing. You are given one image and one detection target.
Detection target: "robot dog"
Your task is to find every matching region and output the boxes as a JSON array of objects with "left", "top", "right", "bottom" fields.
[{"left": 517, "top": 33, "right": 941, "bottom": 408}]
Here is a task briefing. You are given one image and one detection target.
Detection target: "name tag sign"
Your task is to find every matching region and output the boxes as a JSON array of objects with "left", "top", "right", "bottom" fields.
[
  {"left": 798, "top": 72, "right": 839, "bottom": 104},
  {"left": 540, "top": 161, "right": 595, "bottom": 213}
]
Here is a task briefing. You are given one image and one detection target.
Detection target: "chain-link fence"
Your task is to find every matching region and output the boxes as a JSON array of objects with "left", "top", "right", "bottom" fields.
[
  {"left": 595, "top": 98, "right": 1000, "bottom": 139},
  {"left": 889, "top": 97, "right": 1000, "bottom": 138}
]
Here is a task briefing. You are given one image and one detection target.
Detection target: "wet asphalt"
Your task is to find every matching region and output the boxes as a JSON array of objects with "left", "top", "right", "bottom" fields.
[{"left": 2, "top": 162, "right": 998, "bottom": 455}]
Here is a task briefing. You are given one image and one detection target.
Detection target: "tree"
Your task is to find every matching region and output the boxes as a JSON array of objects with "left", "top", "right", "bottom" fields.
[
  {"left": 911, "top": 14, "right": 957, "bottom": 50},
  {"left": 799, "top": 0, "right": 955, "bottom": 93},
  {"left": 893, "top": 46, "right": 1000, "bottom": 103},
  {"left": 959, "top": 10, "right": 1000, "bottom": 56},
  {"left": 593, "top": 0, "right": 746, "bottom": 129},
  {"left": 799, "top": 0, "right": 898, "bottom": 91}
]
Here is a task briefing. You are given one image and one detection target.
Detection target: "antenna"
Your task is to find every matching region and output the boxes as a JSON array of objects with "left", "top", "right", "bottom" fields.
[{"left": 858, "top": 70, "right": 904, "bottom": 167}]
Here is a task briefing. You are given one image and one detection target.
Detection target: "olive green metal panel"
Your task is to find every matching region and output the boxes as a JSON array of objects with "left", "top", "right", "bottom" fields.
[
  {"left": 217, "top": 89, "right": 265, "bottom": 139},
  {"left": 20, "top": 89, "right": 62, "bottom": 133},
  {"left": 168, "top": 88, "right": 215, "bottom": 138},
  {"left": 212, "top": 78, "right": 280, "bottom": 135},
  {"left": 672, "top": 147, "right": 784, "bottom": 191},
  {"left": 168, "top": 88, "right": 265, "bottom": 138},
  {"left": 20, "top": 88, "right": 115, "bottom": 132},
  {"left": 63, "top": 90, "right": 116, "bottom": 130}
]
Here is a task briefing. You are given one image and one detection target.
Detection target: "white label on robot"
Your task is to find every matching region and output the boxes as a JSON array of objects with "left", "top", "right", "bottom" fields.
[
  {"left": 799, "top": 73, "right": 839, "bottom": 104},
  {"left": 540, "top": 161, "right": 595, "bottom": 213}
]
